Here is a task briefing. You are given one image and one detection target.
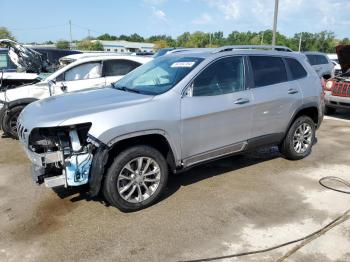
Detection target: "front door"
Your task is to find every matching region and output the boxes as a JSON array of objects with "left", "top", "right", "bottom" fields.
[
  {"left": 54, "top": 61, "right": 106, "bottom": 94},
  {"left": 181, "top": 56, "right": 253, "bottom": 165}
]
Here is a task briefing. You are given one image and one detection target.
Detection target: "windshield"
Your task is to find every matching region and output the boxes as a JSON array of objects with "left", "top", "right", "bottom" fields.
[
  {"left": 153, "top": 48, "right": 174, "bottom": 58},
  {"left": 112, "top": 56, "right": 204, "bottom": 95},
  {"left": 37, "top": 72, "right": 52, "bottom": 81}
]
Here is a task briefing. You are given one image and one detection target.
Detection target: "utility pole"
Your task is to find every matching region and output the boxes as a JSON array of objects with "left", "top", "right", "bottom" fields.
[
  {"left": 209, "top": 32, "right": 212, "bottom": 47},
  {"left": 69, "top": 20, "right": 73, "bottom": 50},
  {"left": 298, "top": 32, "right": 302, "bottom": 52},
  {"left": 272, "top": 0, "right": 279, "bottom": 49}
]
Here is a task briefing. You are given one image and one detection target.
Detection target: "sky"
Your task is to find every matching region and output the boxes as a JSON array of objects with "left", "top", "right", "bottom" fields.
[{"left": 1, "top": 0, "right": 350, "bottom": 43}]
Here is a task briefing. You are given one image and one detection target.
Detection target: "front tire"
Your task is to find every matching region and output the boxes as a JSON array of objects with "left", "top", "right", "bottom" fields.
[
  {"left": 103, "top": 145, "right": 168, "bottom": 212},
  {"left": 280, "top": 116, "right": 316, "bottom": 160},
  {"left": 2, "top": 105, "right": 26, "bottom": 139}
]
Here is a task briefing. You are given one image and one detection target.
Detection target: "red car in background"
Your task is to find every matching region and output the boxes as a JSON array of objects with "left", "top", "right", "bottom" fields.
[{"left": 324, "top": 45, "right": 350, "bottom": 114}]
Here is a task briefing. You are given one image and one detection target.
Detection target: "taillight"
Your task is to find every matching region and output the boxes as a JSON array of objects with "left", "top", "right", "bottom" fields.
[{"left": 325, "top": 80, "right": 333, "bottom": 91}]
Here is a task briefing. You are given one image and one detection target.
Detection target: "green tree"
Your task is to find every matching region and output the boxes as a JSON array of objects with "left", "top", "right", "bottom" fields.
[
  {"left": 154, "top": 39, "right": 168, "bottom": 49},
  {"left": 0, "top": 27, "right": 15, "bottom": 40},
  {"left": 56, "top": 40, "right": 70, "bottom": 49},
  {"left": 77, "top": 40, "right": 104, "bottom": 51},
  {"left": 128, "top": 33, "right": 144, "bottom": 42},
  {"left": 97, "top": 33, "right": 118, "bottom": 41},
  {"left": 148, "top": 35, "right": 176, "bottom": 47}
]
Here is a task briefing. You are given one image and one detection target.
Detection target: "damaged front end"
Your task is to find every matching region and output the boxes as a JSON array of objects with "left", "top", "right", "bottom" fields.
[{"left": 18, "top": 122, "right": 108, "bottom": 196}]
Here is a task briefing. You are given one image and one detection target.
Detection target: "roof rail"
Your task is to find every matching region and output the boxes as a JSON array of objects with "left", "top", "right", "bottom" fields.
[{"left": 213, "top": 45, "right": 293, "bottom": 53}]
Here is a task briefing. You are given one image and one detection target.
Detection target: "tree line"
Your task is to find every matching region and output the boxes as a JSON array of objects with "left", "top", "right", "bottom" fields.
[
  {"left": 95, "top": 30, "right": 350, "bottom": 53},
  {"left": 1, "top": 26, "right": 350, "bottom": 53}
]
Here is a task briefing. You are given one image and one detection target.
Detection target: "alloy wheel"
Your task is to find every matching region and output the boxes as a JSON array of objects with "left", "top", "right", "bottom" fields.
[
  {"left": 117, "top": 157, "right": 161, "bottom": 203},
  {"left": 293, "top": 123, "right": 313, "bottom": 154}
]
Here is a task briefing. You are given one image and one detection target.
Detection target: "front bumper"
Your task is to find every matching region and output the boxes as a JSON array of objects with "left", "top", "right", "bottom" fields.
[{"left": 324, "top": 91, "right": 350, "bottom": 109}]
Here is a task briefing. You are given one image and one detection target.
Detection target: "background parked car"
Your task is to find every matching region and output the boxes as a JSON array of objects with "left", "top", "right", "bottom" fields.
[
  {"left": 0, "top": 55, "right": 152, "bottom": 138},
  {"left": 327, "top": 53, "right": 342, "bottom": 75},
  {"left": 304, "top": 51, "right": 334, "bottom": 79},
  {"left": 324, "top": 45, "right": 350, "bottom": 114},
  {"left": 0, "top": 40, "right": 81, "bottom": 90}
]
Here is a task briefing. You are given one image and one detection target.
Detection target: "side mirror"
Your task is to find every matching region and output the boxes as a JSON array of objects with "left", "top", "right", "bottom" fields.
[
  {"left": 184, "top": 82, "right": 194, "bottom": 97},
  {"left": 47, "top": 80, "right": 56, "bottom": 96}
]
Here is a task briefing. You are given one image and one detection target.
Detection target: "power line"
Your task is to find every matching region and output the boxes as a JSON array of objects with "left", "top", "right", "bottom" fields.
[{"left": 9, "top": 24, "right": 67, "bottom": 31}]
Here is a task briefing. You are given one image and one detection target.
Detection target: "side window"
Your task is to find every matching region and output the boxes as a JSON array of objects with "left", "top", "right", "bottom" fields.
[
  {"left": 192, "top": 56, "right": 244, "bottom": 96},
  {"left": 64, "top": 62, "right": 102, "bottom": 81},
  {"left": 318, "top": 55, "right": 329, "bottom": 64},
  {"left": 306, "top": 55, "right": 328, "bottom": 65},
  {"left": 0, "top": 53, "right": 8, "bottom": 69},
  {"left": 250, "top": 56, "right": 287, "bottom": 87},
  {"left": 286, "top": 58, "right": 307, "bottom": 80},
  {"left": 103, "top": 59, "right": 141, "bottom": 76}
]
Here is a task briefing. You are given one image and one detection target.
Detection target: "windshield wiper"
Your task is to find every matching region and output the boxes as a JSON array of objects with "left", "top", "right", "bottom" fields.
[{"left": 112, "top": 84, "right": 140, "bottom": 94}]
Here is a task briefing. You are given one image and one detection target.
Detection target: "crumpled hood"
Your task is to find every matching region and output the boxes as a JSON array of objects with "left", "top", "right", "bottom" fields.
[
  {"left": 336, "top": 45, "right": 350, "bottom": 74},
  {"left": 19, "top": 87, "right": 153, "bottom": 132}
]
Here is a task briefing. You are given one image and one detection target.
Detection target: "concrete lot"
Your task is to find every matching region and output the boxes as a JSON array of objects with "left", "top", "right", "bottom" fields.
[{"left": 1, "top": 113, "right": 350, "bottom": 262}]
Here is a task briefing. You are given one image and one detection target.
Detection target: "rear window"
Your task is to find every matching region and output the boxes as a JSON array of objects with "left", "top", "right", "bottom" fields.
[
  {"left": 250, "top": 56, "right": 288, "bottom": 87},
  {"left": 286, "top": 58, "right": 307, "bottom": 80},
  {"left": 306, "top": 54, "right": 328, "bottom": 65}
]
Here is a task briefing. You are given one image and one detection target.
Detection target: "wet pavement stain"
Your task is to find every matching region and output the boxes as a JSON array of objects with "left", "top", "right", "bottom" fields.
[{"left": 9, "top": 196, "right": 78, "bottom": 241}]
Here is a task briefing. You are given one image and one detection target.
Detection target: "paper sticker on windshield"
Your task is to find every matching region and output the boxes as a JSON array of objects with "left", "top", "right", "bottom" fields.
[{"left": 171, "top": 62, "right": 196, "bottom": 68}]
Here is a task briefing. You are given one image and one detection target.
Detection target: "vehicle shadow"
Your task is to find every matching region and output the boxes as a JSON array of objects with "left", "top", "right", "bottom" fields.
[
  {"left": 327, "top": 109, "right": 350, "bottom": 120},
  {"left": 53, "top": 146, "right": 282, "bottom": 208},
  {"left": 159, "top": 146, "right": 281, "bottom": 203}
]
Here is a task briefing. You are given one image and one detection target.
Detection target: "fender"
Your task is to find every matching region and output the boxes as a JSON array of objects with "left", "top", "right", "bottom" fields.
[
  {"left": 285, "top": 102, "right": 320, "bottom": 134},
  {"left": 106, "top": 129, "right": 181, "bottom": 165}
]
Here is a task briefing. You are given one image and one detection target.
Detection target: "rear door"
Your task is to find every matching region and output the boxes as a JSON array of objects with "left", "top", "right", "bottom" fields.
[
  {"left": 249, "top": 56, "right": 303, "bottom": 138},
  {"left": 102, "top": 59, "right": 142, "bottom": 85},
  {"left": 181, "top": 56, "right": 253, "bottom": 164}
]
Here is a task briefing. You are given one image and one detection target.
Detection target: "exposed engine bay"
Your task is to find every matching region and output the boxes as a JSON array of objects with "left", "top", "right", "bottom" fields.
[{"left": 26, "top": 123, "right": 95, "bottom": 188}]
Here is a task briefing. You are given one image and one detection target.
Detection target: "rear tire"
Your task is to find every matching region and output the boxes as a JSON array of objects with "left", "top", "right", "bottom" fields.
[
  {"left": 280, "top": 116, "right": 316, "bottom": 160},
  {"left": 2, "top": 105, "right": 26, "bottom": 139},
  {"left": 324, "top": 106, "right": 336, "bottom": 115},
  {"left": 103, "top": 145, "right": 168, "bottom": 212},
  {"left": 0, "top": 106, "right": 6, "bottom": 131}
]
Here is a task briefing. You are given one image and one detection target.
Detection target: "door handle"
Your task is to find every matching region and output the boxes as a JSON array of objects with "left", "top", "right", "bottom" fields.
[
  {"left": 234, "top": 98, "right": 250, "bottom": 105},
  {"left": 288, "top": 89, "right": 299, "bottom": 94}
]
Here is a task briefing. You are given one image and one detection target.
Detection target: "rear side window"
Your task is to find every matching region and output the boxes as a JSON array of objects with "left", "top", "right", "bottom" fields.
[
  {"left": 250, "top": 56, "right": 287, "bottom": 87},
  {"left": 285, "top": 58, "right": 307, "bottom": 80},
  {"left": 103, "top": 59, "right": 141, "bottom": 76},
  {"left": 306, "top": 55, "right": 328, "bottom": 65}
]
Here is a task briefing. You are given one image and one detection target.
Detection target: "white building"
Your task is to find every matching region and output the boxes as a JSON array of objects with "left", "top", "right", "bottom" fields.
[{"left": 96, "top": 40, "right": 155, "bottom": 53}]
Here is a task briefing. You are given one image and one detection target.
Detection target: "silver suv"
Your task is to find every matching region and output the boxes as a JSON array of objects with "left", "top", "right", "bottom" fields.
[
  {"left": 17, "top": 47, "right": 324, "bottom": 211},
  {"left": 304, "top": 51, "right": 335, "bottom": 79}
]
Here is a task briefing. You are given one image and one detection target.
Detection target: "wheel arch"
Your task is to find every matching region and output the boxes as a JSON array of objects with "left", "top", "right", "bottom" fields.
[
  {"left": 1, "top": 98, "right": 38, "bottom": 131},
  {"left": 106, "top": 130, "right": 180, "bottom": 171},
  {"left": 286, "top": 103, "right": 320, "bottom": 135},
  {"left": 6, "top": 98, "right": 38, "bottom": 110},
  {"left": 88, "top": 131, "right": 179, "bottom": 197}
]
